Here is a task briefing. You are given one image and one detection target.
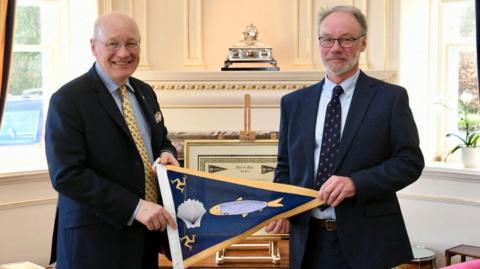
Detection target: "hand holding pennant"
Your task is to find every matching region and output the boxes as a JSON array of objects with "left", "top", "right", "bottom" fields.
[{"left": 156, "top": 164, "right": 324, "bottom": 269}]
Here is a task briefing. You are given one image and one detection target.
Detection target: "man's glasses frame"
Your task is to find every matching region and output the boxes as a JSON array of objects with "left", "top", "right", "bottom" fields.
[
  {"left": 95, "top": 39, "right": 141, "bottom": 51},
  {"left": 318, "top": 35, "right": 365, "bottom": 48}
]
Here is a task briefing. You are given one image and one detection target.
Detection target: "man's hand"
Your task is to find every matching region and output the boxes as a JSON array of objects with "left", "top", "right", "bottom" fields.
[
  {"left": 265, "top": 219, "right": 290, "bottom": 234},
  {"left": 135, "top": 200, "right": 177, "bottom": 231},
  {"left": 318, "top": 175, "right": 356, "bottom": 207},
  {"left": 158, "top": 151, "right": 179, "bottom": 166},
  {"left": 151, "top": 151, "right": 179, "bottom": 175}
]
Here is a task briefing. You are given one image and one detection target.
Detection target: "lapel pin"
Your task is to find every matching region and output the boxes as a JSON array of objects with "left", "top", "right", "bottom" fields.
[{"left": 155, "top": 111, "right": 163, "bottom": 123}]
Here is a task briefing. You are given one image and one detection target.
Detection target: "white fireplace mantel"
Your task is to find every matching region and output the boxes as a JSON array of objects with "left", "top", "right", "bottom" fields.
[
  {"left": 135, "top": 69, "right": 396, "bottom": 83},
  {"left": 134, "top": 70, "right": 396, "bottom": 108}
]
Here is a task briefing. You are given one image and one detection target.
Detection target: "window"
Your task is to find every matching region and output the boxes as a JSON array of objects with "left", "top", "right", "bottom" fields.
[
  {"left": 0, "top": 0, "right": 97, "bottom": 173},
  {"left": 0, "top": 92, "right": 43, "bottom": 145},
  {"left": 1, "top": 4, "right": 45, "bottom": 148},
  {"left": 438, "top": 0, "right": 479, "bottom": 163},
  {"left": 396, "top": 0, "right": 479, "bottom": 165}
]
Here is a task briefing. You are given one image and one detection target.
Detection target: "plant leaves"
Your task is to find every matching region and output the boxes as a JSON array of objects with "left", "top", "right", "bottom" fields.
[
  {"left": 445, "top": 144, "right": 463, "bottom": 161},
  {"left": 446, "top": 133, "right": 468, "bottom": 145}
]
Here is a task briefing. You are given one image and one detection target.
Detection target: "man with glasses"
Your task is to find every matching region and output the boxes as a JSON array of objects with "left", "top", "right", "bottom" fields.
[
  {"left": 46, "top": 12, "right": 178, "bottom": 269},
  {"left": 266, "top": 5, "right": 424, "bottom": 269}
]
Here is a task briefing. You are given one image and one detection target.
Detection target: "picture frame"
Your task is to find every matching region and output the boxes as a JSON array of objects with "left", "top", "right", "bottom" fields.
[
  {"left": 184, "top": 139, "right": 288, "bottom": 259},
  {"left": 184, "top": 139, "right": 278, "bottom": 182},
  {"left": 184, "top": 139, "right": 288, "bottom": 241}
]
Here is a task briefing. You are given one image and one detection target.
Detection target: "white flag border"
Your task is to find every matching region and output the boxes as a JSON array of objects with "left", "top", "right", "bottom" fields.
[{"left": 157, "top": 164, "right": 185, "bottom": 269}]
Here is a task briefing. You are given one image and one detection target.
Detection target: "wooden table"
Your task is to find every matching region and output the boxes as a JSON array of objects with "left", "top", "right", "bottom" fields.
[
  {"left": 159, "top": 240, "right": 289, "bottom": 268},
  {"left": 445, "top": 244, "right": 480, "bottom": 265}
]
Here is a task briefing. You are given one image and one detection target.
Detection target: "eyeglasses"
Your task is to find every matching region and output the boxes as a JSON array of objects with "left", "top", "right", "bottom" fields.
[
  {"left": 318, "top": 35, "right": 365, "bottom": 48},
  {"left": 95, "top": 39, "right": 140, "bottom": 51}
]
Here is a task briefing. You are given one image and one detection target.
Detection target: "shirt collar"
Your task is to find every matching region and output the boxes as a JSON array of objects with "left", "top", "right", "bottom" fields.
[
  {"left": 94, "top": 62, "right": 134, "bottom": 94},
  {"left": 323, "top": 69, "right": 360, "bottom": 95}
]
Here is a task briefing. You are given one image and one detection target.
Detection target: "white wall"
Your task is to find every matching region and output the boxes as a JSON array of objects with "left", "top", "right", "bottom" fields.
[
  {"left": 99, "top": 0, "right": 392, "bottom": 72},
  {"left": 399, "top": 166, "right": 480, "bottom": 265},
  {"left": 0, "top": 172, "right": 56, "bottom": 266}
]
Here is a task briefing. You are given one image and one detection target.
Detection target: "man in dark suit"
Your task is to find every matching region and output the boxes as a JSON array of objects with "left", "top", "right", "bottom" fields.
[
  {"left": 45, "top": 12, "right": 178, "bottom": 269},
  {"left": 265, "top": 5, "right": 424, "bottom": 269}
]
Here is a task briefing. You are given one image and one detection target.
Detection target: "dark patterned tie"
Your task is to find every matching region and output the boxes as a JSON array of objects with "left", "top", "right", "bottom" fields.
[{"left": 315, "top": 85, "right": 344, "bottom": 201}]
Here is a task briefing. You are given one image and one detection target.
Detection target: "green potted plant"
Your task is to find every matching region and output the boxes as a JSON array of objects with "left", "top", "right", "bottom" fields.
[{"left": 445, "top": 93, "right": 480, "bottom": 168}]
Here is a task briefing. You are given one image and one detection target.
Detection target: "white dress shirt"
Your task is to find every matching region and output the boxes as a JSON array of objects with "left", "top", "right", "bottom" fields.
[{"left": 311, "top": 70, "right": 360, "bottom": 219}]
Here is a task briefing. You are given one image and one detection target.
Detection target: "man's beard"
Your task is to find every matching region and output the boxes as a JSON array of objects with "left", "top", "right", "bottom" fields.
[{"left": 323, "top": 54, "right": 360, "bottom": 76}]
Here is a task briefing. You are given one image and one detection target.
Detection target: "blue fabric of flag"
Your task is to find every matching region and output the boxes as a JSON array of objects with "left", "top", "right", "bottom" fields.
[{"left": 167, "top": 170, "right": 313, "bottom": 258}]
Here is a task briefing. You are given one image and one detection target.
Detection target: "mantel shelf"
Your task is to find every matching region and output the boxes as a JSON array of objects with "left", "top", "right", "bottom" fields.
[
  {"left": 135, "top": 69, "right": 396, "bottom": 83},
  {"left": 135, "top": 70, "right": 397, "bottom": 108}
]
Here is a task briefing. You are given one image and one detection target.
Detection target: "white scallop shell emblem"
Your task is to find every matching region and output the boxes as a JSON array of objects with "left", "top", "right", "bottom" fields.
[{"left": 177, "top": 199, "right": 206, "bottom": 228}]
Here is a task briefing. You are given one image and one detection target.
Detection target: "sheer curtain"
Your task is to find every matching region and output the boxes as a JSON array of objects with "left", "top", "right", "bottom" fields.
[{"left": 0, "top": 0, "right": 16, "bottom": 127}]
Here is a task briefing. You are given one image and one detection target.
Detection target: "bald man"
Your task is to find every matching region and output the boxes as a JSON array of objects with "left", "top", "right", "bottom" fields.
[{"left": 46, "top": 12, "right": 178, "bottom": 269}]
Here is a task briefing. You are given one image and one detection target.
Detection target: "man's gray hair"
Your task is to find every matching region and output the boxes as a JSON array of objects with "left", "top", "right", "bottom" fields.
[{"left": 318, "top": 5, "right": 368, "bottom": 36}]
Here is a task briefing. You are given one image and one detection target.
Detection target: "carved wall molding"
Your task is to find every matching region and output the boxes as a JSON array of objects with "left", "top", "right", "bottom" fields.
[
  {"left": 383, "top": 0, "right": 394, "bottom": 69},
  {"left": 133, "top": 0, "right": 151, "bottom": 69},
  {"left": 135, "top": 70, "right": 396, "bottom": 109},
  {"left": 138, "top": 70, "right": 395, "bottom": 91},
  {"left": 184, "top": 0, "right": 204, "bottom": 68},
  {"left": 97, "top": 0, "right": 113, "bottom": 15},
  {"left": 294, "top": 0, "right": 314, "bottom": 68},
  {"left": 150, "top": 81, "right": 312, "bottom": 91},
  {"left": 355, "top": 0, "right": 369, "bottom": 69},
  {"left": 136, "top": 70, "right": 396, "bottom": 88}
]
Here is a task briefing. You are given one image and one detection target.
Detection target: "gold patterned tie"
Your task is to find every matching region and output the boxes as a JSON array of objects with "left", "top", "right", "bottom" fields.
[{"left": 119, "top": 85, "right": 158, "bottom": 203}]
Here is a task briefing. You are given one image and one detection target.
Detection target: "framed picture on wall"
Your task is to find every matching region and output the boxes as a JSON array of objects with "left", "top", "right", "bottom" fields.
[
  {"left": 184, "top": 139, "right": 278, "bottom": 182},
  {"left": 184, "top": 139, "right": 287, "bottom": 257}
]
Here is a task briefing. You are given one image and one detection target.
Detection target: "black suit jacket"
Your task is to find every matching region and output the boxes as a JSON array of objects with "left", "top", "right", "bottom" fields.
[
  {"left": 45, "top": 65, "right": 176, "bottom": 268},
  {"left": 275, "top": 71, "right": 424, "bottom": 269}
]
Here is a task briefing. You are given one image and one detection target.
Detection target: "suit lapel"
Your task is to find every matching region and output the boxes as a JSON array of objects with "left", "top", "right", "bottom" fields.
[
  {"left": 335, "top": 72, "right": 377, "bottom": 168},
  {"left": 89, "top": 69, "right": 132, "bottom": 139},
  {"left": 303, "top": 81, "right": 324, "bottom": 187}
]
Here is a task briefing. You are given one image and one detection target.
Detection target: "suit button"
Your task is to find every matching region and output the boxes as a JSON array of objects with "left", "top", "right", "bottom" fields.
[{"left": 135, "top": 161, "right": 142, "bottom": 167}]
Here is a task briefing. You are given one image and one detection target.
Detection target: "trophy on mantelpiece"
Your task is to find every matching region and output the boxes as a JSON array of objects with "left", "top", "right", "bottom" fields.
[{"left": 221, "top": 24, "right": 280, "bottom": 71}]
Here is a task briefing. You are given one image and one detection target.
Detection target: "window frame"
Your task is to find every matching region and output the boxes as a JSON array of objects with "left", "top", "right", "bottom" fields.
[
  {"left": 427, "top": 0, "right": 477, "bottom": 164},
  {"left": 0, "top": 0, "right": 97, "bottom": 173}
]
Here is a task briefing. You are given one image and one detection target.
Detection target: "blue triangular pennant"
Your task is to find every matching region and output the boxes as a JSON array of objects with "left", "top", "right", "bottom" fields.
[{"left": 157, "top": 165, "right": 323, "bottom": 268}]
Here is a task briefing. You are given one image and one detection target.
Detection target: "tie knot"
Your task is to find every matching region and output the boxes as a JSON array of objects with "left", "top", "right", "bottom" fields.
[
  {"left": 333, "top": 85, "right": 344, "bottom": 98},
  {"left": 119, "top": 84, "right": 128, "bottom": 96}
]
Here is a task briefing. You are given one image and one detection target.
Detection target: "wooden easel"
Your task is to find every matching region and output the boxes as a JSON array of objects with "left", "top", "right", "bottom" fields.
[{"left": 239, "top": 94, "right": 256, "bottom": 141}]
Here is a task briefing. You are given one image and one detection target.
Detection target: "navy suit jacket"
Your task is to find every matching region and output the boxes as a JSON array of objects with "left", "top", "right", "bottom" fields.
[
  {"left": 45, "top": 65, "right": 176, "bottom": 268},
  {"left": 275, "top": 71, "right": 424, "bottom": 269}
]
